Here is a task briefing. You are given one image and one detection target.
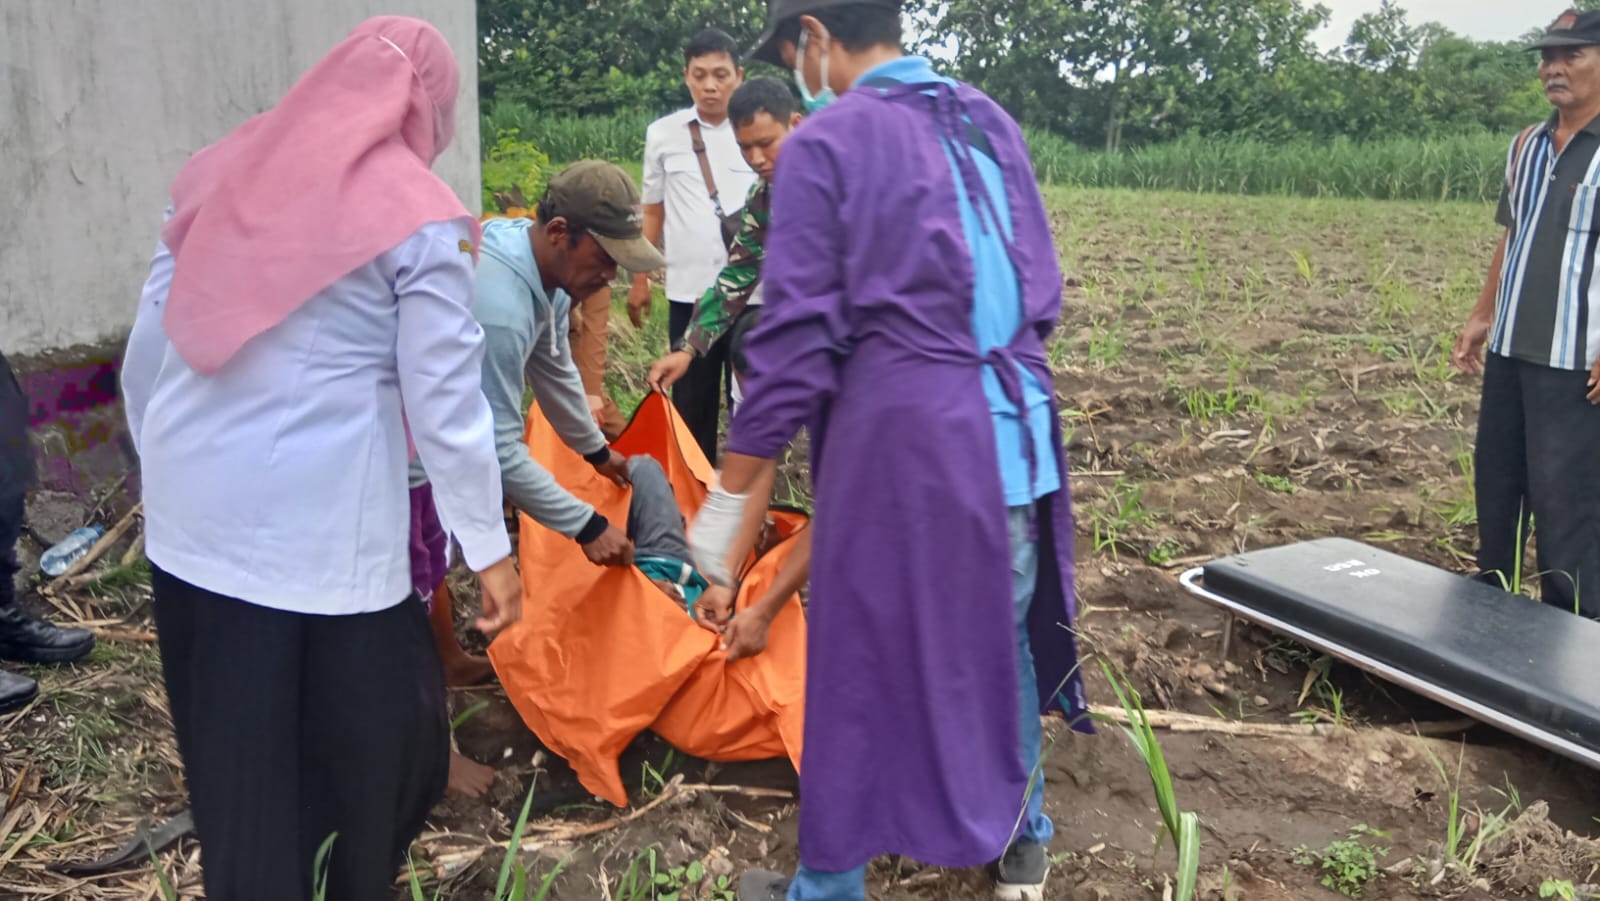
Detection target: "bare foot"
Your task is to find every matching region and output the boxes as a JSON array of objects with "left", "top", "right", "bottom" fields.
[
  {"left": 442, "top": 654, "right": 496, "bottom": 688},
  {"left": 447, "top": 751, "right": 496, "bottom": 798}
]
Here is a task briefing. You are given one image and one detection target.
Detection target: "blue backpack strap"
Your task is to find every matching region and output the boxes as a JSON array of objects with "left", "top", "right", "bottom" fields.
[{"left": 859, "top": 76, "right": 1000, "bottom": 166}]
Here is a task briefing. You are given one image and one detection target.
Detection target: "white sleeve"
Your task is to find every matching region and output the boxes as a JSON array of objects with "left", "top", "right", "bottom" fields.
[
  {"left": 641, "top": 121, "right": 666, "bottom": 205},
  {"left": 394, "top": 224, "right": 512, "bottom": 572},
  {"left": 123, "top": 223, "right": 177, "bottom": 454}
]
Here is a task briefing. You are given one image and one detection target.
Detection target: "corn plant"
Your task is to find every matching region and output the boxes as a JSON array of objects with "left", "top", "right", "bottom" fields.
[
  {"left": 1424, "top": 744, "right": 1514, "bottom": 875},
  {"left": 1096, "top": 660, "right": 1200, "bottom": 901}
]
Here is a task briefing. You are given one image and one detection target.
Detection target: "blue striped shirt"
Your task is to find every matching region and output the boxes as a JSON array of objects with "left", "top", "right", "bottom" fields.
[{"left": 1494, "top": 114, "right": 1600, "bottom": 371}]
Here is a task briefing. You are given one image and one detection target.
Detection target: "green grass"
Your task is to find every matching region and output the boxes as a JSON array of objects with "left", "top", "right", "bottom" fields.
[
  {"left": 483, "top": 105, "right": 655, "bottom": 164},
  {"left": 1026, "top": 129, "right": 1507, "bottom": 203},
  {"left": 490, "top": 110, "right": 1507, "bottom": 203},
  {"left": 604, "top": 287, "right": 670, "bottom": 416}
]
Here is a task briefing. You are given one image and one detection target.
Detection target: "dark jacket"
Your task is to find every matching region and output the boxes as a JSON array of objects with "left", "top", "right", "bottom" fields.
[{"left": 0, "top": 352, "right": 36, "bottom": 496}]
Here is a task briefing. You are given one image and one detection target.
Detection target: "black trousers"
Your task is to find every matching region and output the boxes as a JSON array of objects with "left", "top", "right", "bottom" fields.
[
  {"left": 668, "top": 301, "right": 729, "bottom": 464},
  {"left": 152, "top": 568, "right": 448, "bottom": 901},
  {"left": 0, "top": 490, "right": 20, "bottom": 610},
  {"left": 1475, "top": 354, "right": 1600, "bottom": 617}
]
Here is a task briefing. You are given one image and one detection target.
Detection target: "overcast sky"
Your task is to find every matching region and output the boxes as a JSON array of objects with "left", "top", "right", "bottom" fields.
[{"left": 1315, "top": 0, "right": 1576, "bottom": 47}]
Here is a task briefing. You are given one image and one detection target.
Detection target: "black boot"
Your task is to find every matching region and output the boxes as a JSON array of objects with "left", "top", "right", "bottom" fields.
[
  {"left": 0, "top": 605, "right": 95, "bottom": 664},
  {"left": 0, "top": 669, "right": 38, "bottom": 712}
]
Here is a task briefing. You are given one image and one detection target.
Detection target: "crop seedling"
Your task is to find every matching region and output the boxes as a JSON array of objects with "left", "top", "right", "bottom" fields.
[
  {"left": 1090, "top": 478, "right": 1157, "bottom": 561},
  {"left": 1424, "top": 744, "right": 1516, "bottom": 876},
  {"left": 1096, "top": 660, "right": 1200, "bottom": 901},
  {"left": 1292, "top": 823, "right": 1389, "bottom": 897},
  {"left": 1291, "top": 248, "right": 1316, "bottom": 285},
  {"left": 641, "top": 748, "right": 678, "bottom": 799},
  {"left": 1088, "top": 316, "right": 1127, "bottom": 367}
]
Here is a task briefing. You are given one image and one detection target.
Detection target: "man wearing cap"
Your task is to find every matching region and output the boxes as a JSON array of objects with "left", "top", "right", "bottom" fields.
[
  {"left": 1452, "top": 9, "right": 1600, "bottom": 618},
  {"left": 411, "top": 160, "right": 665, "bottom": 597},
  {"left": 684, "top": 3, "right": 1089, "bottom": 901}
]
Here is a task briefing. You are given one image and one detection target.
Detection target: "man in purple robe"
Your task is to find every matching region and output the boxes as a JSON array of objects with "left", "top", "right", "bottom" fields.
[{"left": 685, "top": 2, "right": 1091, "bottom": 900}]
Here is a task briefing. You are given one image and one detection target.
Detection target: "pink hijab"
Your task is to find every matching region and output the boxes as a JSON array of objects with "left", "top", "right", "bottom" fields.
[{"left": 160, "top": 16, "right": 480, "bottom": 375}]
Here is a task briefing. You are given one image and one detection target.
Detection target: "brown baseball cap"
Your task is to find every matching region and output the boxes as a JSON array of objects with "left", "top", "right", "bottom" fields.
[
  {"left": 747, "top": 0, "right": 902, "bottom": 67},
  {"left": 540, "top": 161, "right": 664, "bottom": 273}
]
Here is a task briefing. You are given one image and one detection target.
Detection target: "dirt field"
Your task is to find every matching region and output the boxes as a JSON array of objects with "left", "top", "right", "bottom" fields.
[{"left": 7, "top": 187, "right": 1600, "bottom": 900}]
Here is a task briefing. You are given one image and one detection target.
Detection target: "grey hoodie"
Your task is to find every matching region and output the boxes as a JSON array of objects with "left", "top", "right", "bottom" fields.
[{"left": 411, "top": 218, "right": 609, "bottom": 541}]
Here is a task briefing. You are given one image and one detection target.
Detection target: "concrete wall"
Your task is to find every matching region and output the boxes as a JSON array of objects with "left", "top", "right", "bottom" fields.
[{"left": 1, "top": 0, "right": 482, "bottom": 357}]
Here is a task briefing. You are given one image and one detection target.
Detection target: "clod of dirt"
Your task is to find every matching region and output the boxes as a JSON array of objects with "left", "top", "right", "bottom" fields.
[{"left": 1475, "top": 801, "right": 1600, "bottom": 897}]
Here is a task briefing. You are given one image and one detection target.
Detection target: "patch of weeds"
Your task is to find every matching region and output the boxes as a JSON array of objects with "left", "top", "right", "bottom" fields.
[
  {"left": 1176, "top": 367, "right": 1262, "bottom": 424},
  {"left": 1292, "top": 682, "right": 1349, "bottom": 730},
  {"left": 82, "top": 558, "right": 152, "bottom": 594},
  {"left": 1252, "top": 470, "right": 1295, "bottom": 494},
  {"left": 1538, "top": 878, "right": 1596, "bottom": 899},
  {"left": 1292, "top": 823, "right": 1389, "bottom": 897},
  {"left": 37, "top": 687, "right": 127, "bottom": 787},
  {"left": 1146, "top": 536, "right": 1187, "bottom": 567},
  {"left": 655, "top": 860, "right": 733, "bottom": 901},
  {"left": 614, "top": 848, "right": 661, "bottom": 901},
  {"left": 1090, "top": 478, "right": 1158, "bottom": 562},
  {"left": 1375, "top": 278, "right": 1419, "bottom": 331},
  {"left": 1379, "top": 389, "right": 1417, "bottom": 418},
  {"left": 1088, "top": 316, "right": 1127, "bottom": 367}
]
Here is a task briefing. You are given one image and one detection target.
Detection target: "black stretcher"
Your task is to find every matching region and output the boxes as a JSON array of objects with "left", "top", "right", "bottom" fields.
[{"left": 1180, "top": 537, "right": 1600, "bottom": 769}]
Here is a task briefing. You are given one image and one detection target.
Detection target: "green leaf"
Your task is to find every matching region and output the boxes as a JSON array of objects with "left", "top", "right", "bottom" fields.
[
  {"left": 145, "top": 841, "right": 179, "bottom": 901},
  {"left": 496, "top": 775, "right": 540, "bottom": 900},
  {"left": 451, "top": 700, "right": 492, "bottom": 732},
  {"left": 311, "top": 832, "right": 339, "bottom": 901}
]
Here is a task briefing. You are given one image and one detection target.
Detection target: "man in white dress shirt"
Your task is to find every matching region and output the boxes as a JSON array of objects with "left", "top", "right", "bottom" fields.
[{"left": 628, "top": 28, "right": 759, "bottom": 461}]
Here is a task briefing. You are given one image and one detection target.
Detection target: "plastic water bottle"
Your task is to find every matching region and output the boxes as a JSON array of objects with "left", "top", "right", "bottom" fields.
[{"left": 40, "top": 526, "right": 105, "bottom": 577}]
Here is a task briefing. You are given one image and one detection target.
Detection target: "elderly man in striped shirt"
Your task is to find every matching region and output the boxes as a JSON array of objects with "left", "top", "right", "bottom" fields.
[{"left": 1453, "top": 8, "right": 1600, "bottom": 617}]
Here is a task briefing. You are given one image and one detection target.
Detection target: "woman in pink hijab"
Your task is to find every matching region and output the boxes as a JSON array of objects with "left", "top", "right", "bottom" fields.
[{"left": 120, "top": 17, "right": 520, "bottom": 900}]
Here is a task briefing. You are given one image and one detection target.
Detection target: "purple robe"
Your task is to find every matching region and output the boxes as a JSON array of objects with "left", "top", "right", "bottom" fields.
[{"left": 726, "top": 76, "right": 1091, "bottom": 873}]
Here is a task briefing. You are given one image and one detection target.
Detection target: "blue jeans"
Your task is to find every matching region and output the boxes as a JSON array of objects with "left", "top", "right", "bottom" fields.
[{"left": 788, "top": 507, "right": 1051, "bottom": 901}]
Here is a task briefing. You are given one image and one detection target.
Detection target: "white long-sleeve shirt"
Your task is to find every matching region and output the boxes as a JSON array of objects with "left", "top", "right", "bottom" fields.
[
  {"left": 640, "top": 109, "right": 758, "bottom": 303},
  {"left": 123, "top": 220, "right": 510, "bottom": 616}
]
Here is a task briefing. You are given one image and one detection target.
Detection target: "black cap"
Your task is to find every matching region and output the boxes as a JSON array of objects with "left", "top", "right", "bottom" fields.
[
  {"left": 747, "top": 0, "right": 901, "bottom": 67},
  {"left": 1528, "top": 9, "right": 1600, "bottom": 50}
]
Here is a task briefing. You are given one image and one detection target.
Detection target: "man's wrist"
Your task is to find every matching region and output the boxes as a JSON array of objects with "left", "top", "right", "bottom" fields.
[
  {"left": 575, "top": 511, "right": 610, "bottom": 545},
  {"left": 583, "top": 446, "right": 613, "bottom": 466}
]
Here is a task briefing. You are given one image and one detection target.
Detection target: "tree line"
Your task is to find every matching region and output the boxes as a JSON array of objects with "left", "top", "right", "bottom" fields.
[{"left": 478, "top": 0, "right": 1598, "bottom": 150}]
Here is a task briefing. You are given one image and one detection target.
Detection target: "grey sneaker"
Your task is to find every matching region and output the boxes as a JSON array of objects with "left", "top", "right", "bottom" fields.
[
  {"left": 993, "top": 842, "right": 1048, "bottom": 901},
  {"left": 738, "top": 869, "right": 792, "bottom": 901}
]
